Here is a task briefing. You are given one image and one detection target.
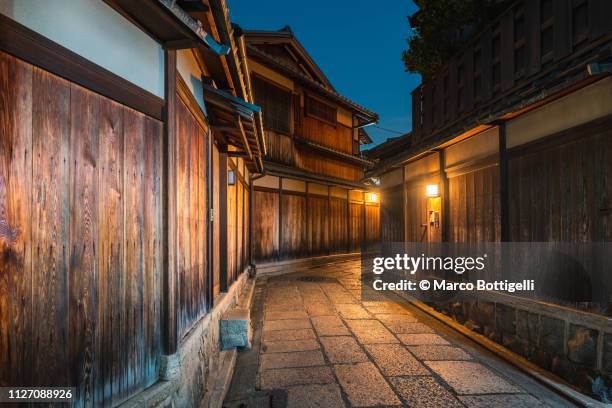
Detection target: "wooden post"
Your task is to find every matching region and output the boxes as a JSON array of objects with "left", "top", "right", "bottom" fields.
[
  {"left": 347, "top": 190, "right": 351, "bottom": 253},
  {"left": 206, "top": 130, "right": 213, "bottom": 311},
  {"left": 219, "top": 145, "right": 228, "bottom": 291},
  {"left": 327, "top": 185, "right": 331, "bottom": 255},
  {"left": 278, "top": 177, "right": 283, "bottom": 260},
  {"left": 163, "top": 49, "right": 178, "bottom": 355},
  {"left": 440, "top": 150, "right": 450, "bottom": 243},
  {"left": 499, "top": 122, "right": 509, "bottom": 242},
  {"left": 306, "top": 182, "right": 310, "bottom": 257}
]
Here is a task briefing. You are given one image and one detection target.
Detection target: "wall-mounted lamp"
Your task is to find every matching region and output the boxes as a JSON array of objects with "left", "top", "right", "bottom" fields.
[
  {"left": 425, "top": 184, "right": 439, "bottom": 198},
  {"left": 368, "top": 193, "right": 378, "bottom": 203},
  {"left": 228, "top": 170, "right": 236, "bottom": 186}
]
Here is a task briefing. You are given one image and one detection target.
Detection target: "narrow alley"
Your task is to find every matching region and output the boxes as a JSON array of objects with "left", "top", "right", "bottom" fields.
[{"left": 224, "top": 259, "right": 576, "bottom": 408}]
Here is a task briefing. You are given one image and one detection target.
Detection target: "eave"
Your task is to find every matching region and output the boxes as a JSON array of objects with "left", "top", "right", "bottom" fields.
[
  {"left": 247, "top": 45, "right": 378, "bottom": 125},
  {"left": 293, "top": 137, "right": 375, "bottom": 168},
  {"left": 262, "top": 162, "right": 375, "bottom": 191},
  {"left": 104, "top": 0, "right": 229, "bottom": 53},
  {"left": 203, "top": 84, "right": 265, "bottom": 172}
]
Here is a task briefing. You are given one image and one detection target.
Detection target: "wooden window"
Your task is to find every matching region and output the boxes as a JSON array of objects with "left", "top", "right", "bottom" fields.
[
  {"left": 541, "top": 0, "right": 554, "bottom": 63},
  {"left": 572, "top": 0, "right": 588, "bottom": 45},
  {"left": 457, "top": 63, "right": 465, "bottom": 111},
  {"left": 306, "top": 95, "right": 337, "bottom": 125},
  {"left": 253, "top": 76, "right": 292, "bottom": 134},
  {"left": 514, "top": 5, "right": 526, "bottom": 77},
  {"left": 443, "top": 74, "right": 449, "bottom": 119},
  {"left": 492, "top": 29, "right": 501, "bottom": 91},
  {"left": 472, "top": 49, "right": 481, "bottom": 101}
]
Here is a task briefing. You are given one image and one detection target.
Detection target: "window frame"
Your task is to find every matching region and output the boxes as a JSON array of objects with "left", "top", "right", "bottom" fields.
[
  {"left": 305, "top": 93, "right": 338, "bottom": 127},
  {"left": 252, "top": 74, "right": 293, "bottom": 135}
]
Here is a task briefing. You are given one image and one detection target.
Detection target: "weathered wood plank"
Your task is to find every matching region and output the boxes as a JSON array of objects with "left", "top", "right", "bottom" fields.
[
  {"left": 97, "top": 97, "right": 124, "bottom": 406},
  {"left": 69, "top": 84, "right": 100, "bottom": 407},
  {"left": 143, "top": 116, "right": 163, "bottom": 386},
  {"left": 0, "top": 53, "right": 33, "bottom": 387},
  {"left": 123, "top": 108, "right": 146, "bottom": 395},
  {"left": 31, "top": 67, "right": 71, "bottom": 386}
]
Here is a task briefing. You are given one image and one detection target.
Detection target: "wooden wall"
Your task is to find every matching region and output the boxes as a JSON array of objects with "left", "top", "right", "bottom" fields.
[
  {"left": 252, "top": 189, "right": 280, "bottom": 260},
  {"left": 448, "top": 165, "right": 501, "bottom": 243},
  {"left": 175, "top": 95, "right": 209, "bottom": 338},
  {"left": 252, "top": 180, "right": 380, "bottom": 262},
  {"left": 227, "top": 158, "right": 249, "bottom": 284},
  {"left": 381, "top": 185, "right": 404, "bottom": 243},
  {"left": 0, "top": 52, "right": 163, "bottom": 406},
  {"left": 508, "top": 117, "right": 612, "bottom": 242}
]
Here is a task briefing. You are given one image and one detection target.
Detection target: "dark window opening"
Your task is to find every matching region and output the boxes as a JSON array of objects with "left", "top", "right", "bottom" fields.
[
  {"left": 253, "top": 76, "right": 292, "bottom": 134},
  {"left": 541, "top": 0, "right": 554, "bottom": 62},
  {"left": 572, "top": 0, "right": 588, "bottom": 45},
  {"left": 457, "top": 63, "right": 465, "bottom": 111},
  {"left": 515, "top": 46, "right": 526, "bottom": 75},
  {"left": 306, "top": 96, "right": 337, "bottom": 125}
]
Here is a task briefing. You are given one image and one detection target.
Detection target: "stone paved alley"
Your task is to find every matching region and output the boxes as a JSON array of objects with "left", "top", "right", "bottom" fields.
[{"left": 224, "top": 259, "right": 577, "bottom": 407}]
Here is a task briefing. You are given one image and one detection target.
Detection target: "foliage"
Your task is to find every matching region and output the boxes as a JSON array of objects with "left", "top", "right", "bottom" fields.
[{"left": 402, "top": 0, "right": 506, "bottom": 78}]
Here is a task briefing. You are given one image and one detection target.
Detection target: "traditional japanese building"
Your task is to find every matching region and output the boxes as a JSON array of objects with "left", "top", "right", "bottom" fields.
[
  {"left": 243, "top": 27, "right": 381, "bottom": 263},
  {"left": 0, "top": 0, "right": 264, "bottom": 406},
  {"left": 371, "top": 0, "right": 612, "bottom": 397}
]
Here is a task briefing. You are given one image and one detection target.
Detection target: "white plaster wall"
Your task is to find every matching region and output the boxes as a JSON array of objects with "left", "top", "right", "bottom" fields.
[
  {"left": 0, "top": 0, "right": 164, "bottom": 97},
  {"left": 379, "top": 168, "right": 403, "bottom": 188},
  {"left": 404, "top": 152, "right": 439, "bottom": 181},
  {"left": 444, "top": 127, "right": 499, "bottom": 169},
  {"left": 507, "top": 77, "right": 612, "bottom": 148},
  {"left": 177, "top": 49, "right": 207, "bottom": 113}
]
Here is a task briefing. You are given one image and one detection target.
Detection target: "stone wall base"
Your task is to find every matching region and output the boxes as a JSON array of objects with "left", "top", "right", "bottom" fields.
[
  {"left": 119, "top": 270, "right": 254, "bottom": 408},
  {"left": 398, "top": 288, "right": 611, "bottom": 403}
]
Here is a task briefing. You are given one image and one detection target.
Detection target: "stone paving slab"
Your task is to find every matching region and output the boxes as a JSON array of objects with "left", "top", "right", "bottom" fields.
[
  {"left": 364, "top": 344, "right": 430, "bottom": 376},
  {"left": 334, "top": 362, "right": 402, "bottom": 407},
  {"left": 227, "top": 266, "right": 575, "bottom": 408},
  {"left": 345, "top": 319, "right": 399, "bottom": 344},
  {"left": 305, "top": 302, "right": 337, "bottom": 316},
  {"left": 320, "top": 336, "right": 369, "bottom": 364},
  {"left": 260, "top": 350, "right": 326, "bottom": 370},
  {"left": 390, "top": 376, "right": 464, "bottom": 408},
  {"left": 262, "top": 339, "right": 320, "bottom": 353},
  {"left": 311, "top": 315, "right": 350, "bottom": 336},
  {"left": 408, "top": 345, "right": 472, "bottom": 360},
  {"left": 459, "top": 394, "right": 549, "bottom": 407},
  {"left": 263, "top": 318, "right": 312, "bottom": 332},
  {"left": 259, "top": 366, "right": 336, "bottom": 389},
  {"left": 397, "top": 333, "right": 451, "bottom": 345},
  {"left": 287, "top": 384, "right": 346, "bottom": 408},
  {"left": 383, "top": 321, "right": 435, "bottom": 334},
  {"left": 334, "top": 304, "right": 371, "bottom": 319},
  {"left": 266, "top": 310, "right": 309, "bottom": 320},
  {"left": 426, "top": 361, "right": 521, "bottom": 395},
  {"left": 263, "top": 328, "right": 316, "bottom": 342}
]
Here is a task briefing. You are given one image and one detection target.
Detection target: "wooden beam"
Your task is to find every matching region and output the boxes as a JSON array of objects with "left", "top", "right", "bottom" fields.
[
  {"left": 163, "top": 49, "right": 178, "bottom": 354},
  {"left": 237, "top": 116, "right": 253, "bottom": 161},
  {"left": 219, "top": 146, "right": 229, "bottom": 291},
  {"left": 211, "top": 125, "right": 239, "bottom": 133},
  {"left": 499, "top": 123, "right": 509, "bottom": 242},
  {"left": 440, "top": 150, "right": 450, "bottom": 243}
]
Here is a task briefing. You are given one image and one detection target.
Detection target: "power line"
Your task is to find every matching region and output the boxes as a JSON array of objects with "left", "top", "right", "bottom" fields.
[{"left": 371, "top": 125, "right": 407, "bottom": 135}]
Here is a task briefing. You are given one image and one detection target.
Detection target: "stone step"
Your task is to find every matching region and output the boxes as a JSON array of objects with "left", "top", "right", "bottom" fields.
[{"left": 220, "top": 308, "right": 252, "bottom": 350}]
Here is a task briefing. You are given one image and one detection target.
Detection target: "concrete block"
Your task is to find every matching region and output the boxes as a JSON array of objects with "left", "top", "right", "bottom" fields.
[{"left": 220, "top": 308, "right": 252, "bottom": 350}]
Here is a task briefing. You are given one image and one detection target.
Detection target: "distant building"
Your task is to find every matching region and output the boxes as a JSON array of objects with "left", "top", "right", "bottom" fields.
[{"left": 244, "top": 27, "right": 381, "bottom": 262}]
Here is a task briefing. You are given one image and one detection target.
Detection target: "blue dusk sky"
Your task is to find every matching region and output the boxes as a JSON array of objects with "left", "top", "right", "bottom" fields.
[{"left": 227, "top": 0, "right": 421, "bottom": 147}]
